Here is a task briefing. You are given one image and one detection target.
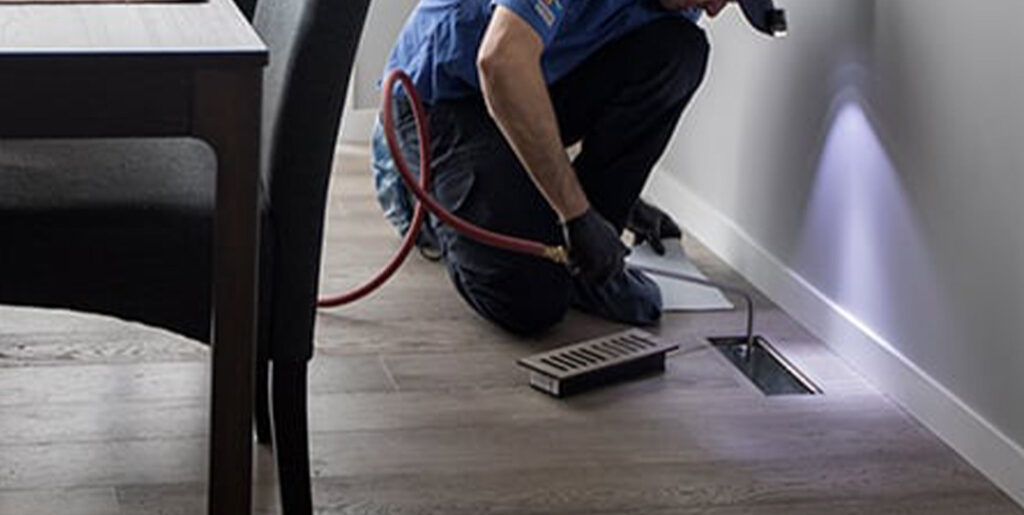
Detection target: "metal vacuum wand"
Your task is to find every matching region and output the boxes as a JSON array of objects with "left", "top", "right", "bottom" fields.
[{"left": 737, "top": 0, "right": 787, "bottom": 37}]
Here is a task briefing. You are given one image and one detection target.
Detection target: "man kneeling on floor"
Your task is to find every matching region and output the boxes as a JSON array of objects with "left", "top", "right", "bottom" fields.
[{"left": 373, "top": 0, "right": 724, "bottom": 334}]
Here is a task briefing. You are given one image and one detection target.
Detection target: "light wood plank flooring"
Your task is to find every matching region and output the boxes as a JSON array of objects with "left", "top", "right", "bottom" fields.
[{"left": 1, "top": 144, "right": 1021, "bottom": 514}]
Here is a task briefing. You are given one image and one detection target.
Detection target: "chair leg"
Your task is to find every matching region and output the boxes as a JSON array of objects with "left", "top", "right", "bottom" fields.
[
  {"left": 254, "top": 356, "right": 273, "bottom": 445},
  {"left": 272, "top": 360, "right": 313, "bottom": 515}
]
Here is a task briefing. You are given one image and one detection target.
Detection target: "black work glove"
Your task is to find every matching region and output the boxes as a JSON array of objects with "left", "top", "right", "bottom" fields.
[
  {"left": 561, "top": 209, "right": 629, "bottom": 285},
  {"left": 625, "top": 199, "right": 683, "bottom": 255}
]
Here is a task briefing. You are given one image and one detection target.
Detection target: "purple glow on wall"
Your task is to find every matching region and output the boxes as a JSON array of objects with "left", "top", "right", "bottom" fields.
[{"left": 795, "top": 99, "right": 949, "bottom": 350}]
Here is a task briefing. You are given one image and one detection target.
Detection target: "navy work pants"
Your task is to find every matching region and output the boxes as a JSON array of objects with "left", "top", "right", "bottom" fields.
[{"left": 392, "top": 18, "right": 710, "bottom": 335}]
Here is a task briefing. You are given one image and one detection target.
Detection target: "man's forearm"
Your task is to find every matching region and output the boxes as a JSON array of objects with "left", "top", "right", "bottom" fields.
[
  {"left": 477, "top": 9, "right": 588, "bottom": 222},
  {"left": 479, "top": 61, "right": 588, "bottom": 221}
]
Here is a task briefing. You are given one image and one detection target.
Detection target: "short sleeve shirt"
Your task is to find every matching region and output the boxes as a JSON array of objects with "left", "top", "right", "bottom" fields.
[{"left": 385, "top": 0, "right": 701, "bottom": 104}]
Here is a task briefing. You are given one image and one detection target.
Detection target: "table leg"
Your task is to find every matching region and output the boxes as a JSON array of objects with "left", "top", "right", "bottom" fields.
[{"left": 194, "top": 68, "right": 263, "bottom": 515}]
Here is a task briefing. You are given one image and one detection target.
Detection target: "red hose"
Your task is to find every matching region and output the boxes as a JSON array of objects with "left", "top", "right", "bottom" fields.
[{"left": 318, "top": 70, "right": 567, "bottom": 308}]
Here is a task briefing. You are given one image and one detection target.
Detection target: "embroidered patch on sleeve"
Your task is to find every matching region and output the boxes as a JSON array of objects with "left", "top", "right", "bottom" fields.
[{"left": 532, "top": 0, "right": 563, "bottom": 28}]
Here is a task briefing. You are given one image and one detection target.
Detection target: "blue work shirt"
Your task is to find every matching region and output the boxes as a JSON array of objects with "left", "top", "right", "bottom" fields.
[{"left": 385, "top": 0, "right": 701, "bottom": 104}]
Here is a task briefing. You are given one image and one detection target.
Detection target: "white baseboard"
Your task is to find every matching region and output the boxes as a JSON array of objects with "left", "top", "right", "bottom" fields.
[
  {"left": 340, "top": 108, "right": 377, "bottom": 144},
  {"left": 646, "top": 168, "right": 1024, "bottom": 508}
]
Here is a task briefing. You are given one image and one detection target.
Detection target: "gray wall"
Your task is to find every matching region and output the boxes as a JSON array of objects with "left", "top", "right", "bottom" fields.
[
  {"left": 352, "top": 0, "right": 1024, "bottom": 461},
  {"left": 351, "top": 0, "right": 418, "bottom": 109},
  {"left": 657, "top": 0, "right": 1024, "bottom": 453}
]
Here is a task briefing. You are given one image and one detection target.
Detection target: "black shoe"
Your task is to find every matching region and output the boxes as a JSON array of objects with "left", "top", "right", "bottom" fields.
[
  {"left": 416, "top": 225, "right": 443, "bottom": 262},
  {"left": 625, "top": 199, "right": 683, "bottom": 255}
]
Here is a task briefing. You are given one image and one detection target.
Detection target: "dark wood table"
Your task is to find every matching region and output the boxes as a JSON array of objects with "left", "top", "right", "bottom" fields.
[{"left": 0, "top": 1, "right": 267, "bottom": 513}]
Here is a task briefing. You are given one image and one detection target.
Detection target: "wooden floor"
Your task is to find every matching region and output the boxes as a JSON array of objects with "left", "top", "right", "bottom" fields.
[{"left": 1, "top": 144, "right": 1021, "bottom": 514}]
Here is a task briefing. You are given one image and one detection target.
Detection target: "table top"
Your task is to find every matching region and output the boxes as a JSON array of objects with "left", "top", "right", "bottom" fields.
[{"left": 0, "top": 0, "right": 265, "bottom": 63}]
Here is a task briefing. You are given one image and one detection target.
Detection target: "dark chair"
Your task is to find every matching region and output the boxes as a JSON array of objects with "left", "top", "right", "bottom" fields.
[{"left": 0, "top": 0, "right": 372, "bottom": 512}]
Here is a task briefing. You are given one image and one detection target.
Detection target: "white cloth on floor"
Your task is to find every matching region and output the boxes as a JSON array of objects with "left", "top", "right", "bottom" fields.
[{"left": 626, "top": 239, "right": 734, "bottom": 312}]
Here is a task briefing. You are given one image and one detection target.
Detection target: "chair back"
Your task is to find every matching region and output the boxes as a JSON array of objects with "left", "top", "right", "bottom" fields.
[{"left": 253, "top": 0, "right": 372, "bottom": 360}]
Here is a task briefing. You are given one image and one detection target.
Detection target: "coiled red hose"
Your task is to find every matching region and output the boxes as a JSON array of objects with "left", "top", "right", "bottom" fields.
[{"left": 317, "top": 70, "right": 567, "bottom": 307}]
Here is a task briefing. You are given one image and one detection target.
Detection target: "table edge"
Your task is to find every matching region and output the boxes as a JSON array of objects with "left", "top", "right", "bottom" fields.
[{"left": 0, "top": 48, "right": 268, "bottom": 67}]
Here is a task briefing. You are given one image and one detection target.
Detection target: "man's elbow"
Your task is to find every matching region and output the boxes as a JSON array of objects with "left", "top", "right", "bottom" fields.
[
  {"left": 476, "top": 50, "right": 516, "bottom": 119},
  {"left": 477, "top": 6, "right": 543, "bottom": 95},
  {"left": 476, "top": 47, "right": 511, "bottom": 89}
]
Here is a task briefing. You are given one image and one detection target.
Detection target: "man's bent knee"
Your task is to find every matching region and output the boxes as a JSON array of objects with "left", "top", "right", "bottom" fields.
[
  {"left": 484, "top": 288, "right": 570, "bottom": 336},
  {"left": 446, "top": 249, "right": 571, "bottom": 336},
  {"left": 665, "top": 21, "right": 711, "bottom": 97},
  {"left": 640, "top": 19, "right": 711, "bottom": 101}
]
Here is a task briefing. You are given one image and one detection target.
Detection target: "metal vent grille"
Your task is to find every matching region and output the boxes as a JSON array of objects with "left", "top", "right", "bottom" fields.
[{"left": 519, "top": 329, "right": 678, "bottom": 397}]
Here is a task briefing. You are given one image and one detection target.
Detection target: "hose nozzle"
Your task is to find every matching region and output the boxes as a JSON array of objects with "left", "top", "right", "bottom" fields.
[{"left": 543, "top": 245, "right": 571, "bottom": 266}]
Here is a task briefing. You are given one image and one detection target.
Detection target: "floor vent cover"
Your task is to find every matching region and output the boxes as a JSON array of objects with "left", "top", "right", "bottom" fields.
[
  {"left": 518, "top": 329, "right": 678, "bottom": 397},
  {"left": 710, "top": 336, "right": 822, "bottom": 396}
]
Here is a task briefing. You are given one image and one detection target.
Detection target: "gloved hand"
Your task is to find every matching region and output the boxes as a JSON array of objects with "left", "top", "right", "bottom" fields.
[
  {"left": 561, "top": 209, "right": 629, "bottom": 285},
  {"left": 626, "top": 199, "right": 683, "bottom": 255}
]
